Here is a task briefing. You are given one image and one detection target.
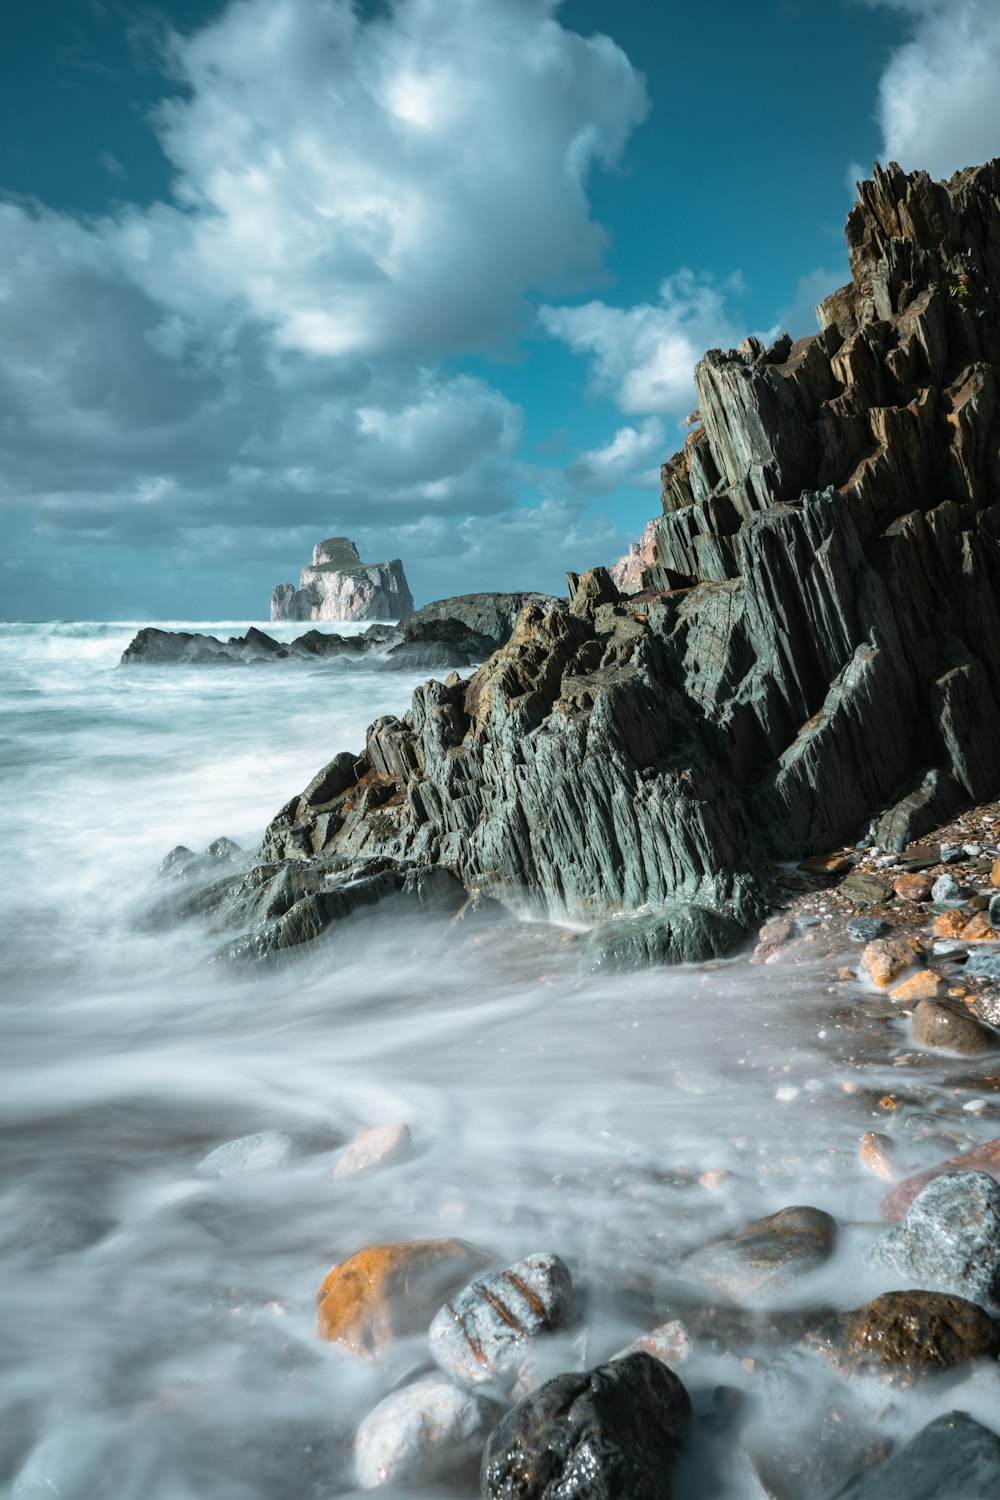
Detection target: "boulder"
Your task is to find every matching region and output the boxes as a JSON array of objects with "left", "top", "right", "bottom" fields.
[
  {"left": 910, "top": 998, "right": 997, "bottom": 1054},
  {"left": 480, "top": 1351, "right": 691, "bottom": 1500},
  {"left": 866, "top": 1171, "right": 1000, "bottom": 1306},
  {"left": 807, "top": 1290, "right": 1000, "bottom": 1382},
  {"left": 354, "top": 1375, "right": 502, "bottom": 1489},
  {"left": 316, "top": 1239, "right": 485, "bottom": 1357},
  {"left": 428, "top": 1252, "right": 574, "bottom": 1388},
  {"left": 679, "top": 1204, "right": 837, "bottom": 1303},
  {"left": 881, "top": 1138, "right": 1000, "bottom": 1218}
]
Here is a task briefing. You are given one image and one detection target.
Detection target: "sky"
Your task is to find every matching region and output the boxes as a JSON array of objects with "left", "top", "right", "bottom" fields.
[{"left": 2, "top": 0, "right": 1000, "bottom": 619}]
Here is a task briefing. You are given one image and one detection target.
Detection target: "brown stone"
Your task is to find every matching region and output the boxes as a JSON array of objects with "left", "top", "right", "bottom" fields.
[
  {"left": 860, "top": 1131, "right": 896, "bottom": 1183},
  {"left": 316, "top": 1238, "right": 484, "bottom": 1355},
  {"left": 991, "top": 856, "right": 1000, "bottom": 887},
  {"left": 881, "top": 1138, "right": 1000, "bottom": 1219},
  {"left": 894, "top": 872, "right": 933, "bottom": 902},
  {"left": 332, "top": 1122, "right": 413, "bottom": 1180},
  {"left": 680, "top": 1204, "right": 836, "bottom": 1303},
  {"left": 889, "top": 969, "right": 944, "bottom": 1003},
  {"left": 961, "top": 911, "right": 997, "bottom": 942},
  {"left": 860, "top": 936, "right": 919, "bottom": 988},
  {"left": 808, "top": 1291, "right": 1000, "bottom": 1384},
  {"left": 932, "top": 910, "right": 968, "bottom": 939},
  {"left": 800, "top": 853, "right": 853, "bottom": 875},
  {"left": 911, "top": 999, "right": 997, "bottom": 1055}
]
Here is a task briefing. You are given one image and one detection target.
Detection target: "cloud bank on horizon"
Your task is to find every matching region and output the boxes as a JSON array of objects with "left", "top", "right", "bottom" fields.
[{"left": 2, "top": 0, "right": 999, "bottom": 617}]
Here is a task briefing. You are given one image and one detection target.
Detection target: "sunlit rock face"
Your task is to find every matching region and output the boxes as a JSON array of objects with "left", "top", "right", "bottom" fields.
[
  {"left": 237, "top": 160, "right": 1000, "bottom": 965},
  {"left": 271, "top": 536, "right": 414, "bottom": 622}
]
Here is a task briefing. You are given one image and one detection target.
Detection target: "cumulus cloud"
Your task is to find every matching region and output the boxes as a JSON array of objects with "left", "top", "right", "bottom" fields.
[
  {"left": 0, "top": 0, "right": 648, "bottom": 609},
  {"left": 865, "top": 0, "right": 1000, "bottom": 178},
  {"left": 563, "top": 416, "right": 665, "bottom": 494},
  {"left": 539, "top": 270, "right": 744, "bottom": 416}
]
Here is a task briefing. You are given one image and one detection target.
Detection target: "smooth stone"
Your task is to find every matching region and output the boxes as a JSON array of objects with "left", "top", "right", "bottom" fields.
[
  {"left": 893, "top": 872, "right": 933, "bottom": 902},
  {"left": 911, "top": 999, "right": 996, "bottom": 1054},
  {"left": 866, "top": 1171, "right": 1000, "bottom": 1306},
  {"left": 846, "top": 917, "right": 885, "bottom": 941},
  {"left": 332, "top": 1123, "right": 413, "bottom": 1180},
  {"left": 840, "top": 872, "right": 888, "bottom": 906},
  {"left": 828, "top": 1410, "right": 1000, "bottom": 1500},
  {"left": 679, "top": 1205, "right": 836, "bottom": 1304},
  {"left": 807, "top": 1290, "right": 1000, "bottom": 1382},
  {"left": 882, "top": 1139, "right": 1000, "bottom": 1219},
  {"left": 429, "top": 1252, "right": 574, "bottom": 1388},
  {"left": 354, "top": 1374, "right": 502, "bottom": 1489},
  {"left": 986, "top": 891, "right": 1000, "bottom": 929},
  {"left": 480, "top": 1351, "right": 691, "bottom": 1500},
  {"left": 931, "top": 873, "right": 969, "bottom": 905},
  {"left": 317, "top": 1239, "right": 485, "bottom": 1357},
  {"left": 197, "top": 1130, "right": 296, "bottom": 1177}
]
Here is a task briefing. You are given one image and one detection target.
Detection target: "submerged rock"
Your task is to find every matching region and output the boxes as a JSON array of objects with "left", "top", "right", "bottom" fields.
[
  {"left": 911, "top": 998, "right": 997, "bottom": 1054},
  {"left": 679, "top": 1204, "right": 837, "bottom": 1304},
  {"left": 828, "top": 1410, "right": 1000, "bottom": 1500},
  {"left": 197, "top": 1130, "right": 296, "bottom": 1177},
  {"left": 866, "top": 1171, "right": 1000, "bottom": 1306},
  {"left": 480, "top": 1351, "right": 691, "bottom": 1500},
  {"left": 808, "top": 1290, "right": 1000, "bottom": 1382},
  {"left": 332, "top": 1123, "right": 413, "bottom": 1180},
  {"left": 428, "top": 1252, "right": 574, "bottom": 1388},
  {"left": 316, "top": 1239, "right": 484, "bottom": 1357},
  {"left": 354, "top": 1374, "right": 502, "bottom": 1489}
]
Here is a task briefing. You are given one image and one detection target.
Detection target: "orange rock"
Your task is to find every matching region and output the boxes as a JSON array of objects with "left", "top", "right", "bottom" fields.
[
  {"left": 991, "top": 857, "right": 1000, "bottom": 887},
  {"left": 860, "top": 1131, "right": 896, "bottom": 1183},
  {"left": 860, "top": 937, "right": 919, "bottom": 988},
  {"left": 932, "top": 910, "right": 967, "bottom": 939},
  {"left": 893, "top": 873, "right": 933, "bottom": 902},
  {"left": 699, "top": 1168, "right": 735, "bottom": 1192},
  {"left": 880, "top": 1138, "right": 1000, "bottom": 1219},
  {"left": 889, "top": 969, "right": 944, "bottom": 1003},
  {"left": 800, "top": 852, "right": 853, "bottom": 875},
  {"left": 960, "top": 911, "right": 997, "bottom": 942},
  {"left": 316, "top": 1239, "right": 484, "bottom": 1355}
]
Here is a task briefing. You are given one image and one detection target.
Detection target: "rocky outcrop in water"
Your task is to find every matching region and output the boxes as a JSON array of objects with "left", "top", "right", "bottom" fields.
[
  {"left": 120, "top": 593, "right": 555, "bottom": 672},
  {"left": 271, "top": 536, "right": 414, "bottom": 622},
  {"left": 208, "top": 159, "right": 1000, "bottom": 964}
]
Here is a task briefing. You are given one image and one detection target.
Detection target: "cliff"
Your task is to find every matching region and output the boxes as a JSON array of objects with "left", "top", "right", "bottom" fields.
[
  {"left": 207, "top": 160, "right": 1000, "bottom": 965},
  {"left": 271, "top": 536, "right": 414, "bottom": 622}
]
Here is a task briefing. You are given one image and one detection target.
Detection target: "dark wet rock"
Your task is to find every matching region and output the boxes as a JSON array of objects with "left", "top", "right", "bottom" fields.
[
  {"left": 828, "top": 1410, "right": 1000, "bottom": 1500},
  {"left": 846, "top": 916, "right": 886, "bottom": 941},
  {"left": 911, "top": 998, "right": 997, "bottom": 1054},
  {"left": 480, "top": 1351, "right": 691, "bottom": 1500},
  {"left": 197, "top": 1130, "right": 296, "bottom": 1177},
  {"left": 354, "top": 1374, "right": 502, "bottom": 1489},
  {"left": 808, "top": 1290, "right": 1000, "bottom": 1382},
  {"left": 429, "top": 1252, "right": 574, "bottom": 1389},
  {"left": 585, "top": 903, "right": 747, "bottom": 969},
  {"left": 679, "top": 1205, "right": 836, "bottom": 1304},
  {"left": 882, "top": 1138, "right": 1000, "bottom": 1218},
  {"left": 840, "top": 872, "right": 889, "bottom": 907},
  {"left": 867, "top": 1171, "right": 1000, "bottom": 1306}
]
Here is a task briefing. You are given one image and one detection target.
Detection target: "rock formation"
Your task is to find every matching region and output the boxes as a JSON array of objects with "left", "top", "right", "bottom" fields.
[
  {"left": 195, "top": 159, "right": 1000, "bottom": 965},
  {"left": 609, "top": 517, "right": 658, "bottom": 592},
  {"left": 270, "top": 536, "right": 413, "bottom": 622}
]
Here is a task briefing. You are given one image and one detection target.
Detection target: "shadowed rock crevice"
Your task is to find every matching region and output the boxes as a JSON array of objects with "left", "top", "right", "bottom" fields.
[{"left": 207, "top": 160, "right": 1000, "bottom": 963}]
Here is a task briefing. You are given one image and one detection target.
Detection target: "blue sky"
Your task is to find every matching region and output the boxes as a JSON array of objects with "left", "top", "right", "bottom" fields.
[{"left": 2, "top": 0, "right": 999, "bottom": 619}]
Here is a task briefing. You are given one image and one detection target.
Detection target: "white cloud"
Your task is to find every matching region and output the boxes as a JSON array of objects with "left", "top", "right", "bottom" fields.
[
  {"left": 865, "top": 0, "right": 1000, "bottom": 178},
  {"left": 0, "top": 0, "right": 649, "bottom": 602},
  {"left": 563, "top": 416, "right": 666, "bottom": 494},
  {"left": 539, "top": 270, "right": 743, "bottom": 416}
]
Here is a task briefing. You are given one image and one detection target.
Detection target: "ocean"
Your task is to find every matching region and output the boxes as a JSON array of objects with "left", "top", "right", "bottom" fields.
[{"left": 2, "top": 620, "right": 997, "bottom": 1497}]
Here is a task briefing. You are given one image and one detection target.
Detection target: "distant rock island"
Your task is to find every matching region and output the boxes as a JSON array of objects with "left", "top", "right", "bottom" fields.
[{"left": 271, "top": 537, "right": 414, "bottom": 622}]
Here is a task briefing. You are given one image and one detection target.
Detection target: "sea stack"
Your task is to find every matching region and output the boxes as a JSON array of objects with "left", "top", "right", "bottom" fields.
[{"left": 271, "top": 537, "right": 414, "bottom": 622}]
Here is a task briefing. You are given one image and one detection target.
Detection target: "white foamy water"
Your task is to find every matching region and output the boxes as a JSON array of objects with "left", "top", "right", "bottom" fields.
[{"left": 1, "top": 621, "right": 998, "bottom": 1498}]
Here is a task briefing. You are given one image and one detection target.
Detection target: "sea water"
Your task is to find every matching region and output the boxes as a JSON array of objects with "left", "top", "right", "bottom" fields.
[{"left": 1, "top": 621, "right": 998, "bottom": 1498}]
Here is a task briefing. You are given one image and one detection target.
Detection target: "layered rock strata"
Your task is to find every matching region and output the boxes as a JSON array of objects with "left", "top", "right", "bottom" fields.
[
  {"left": 271, "top": 536, "right": 414, "bottom": 622},
  {"left": 211, "top": 160, "right": 1000, "bottom": 963}
]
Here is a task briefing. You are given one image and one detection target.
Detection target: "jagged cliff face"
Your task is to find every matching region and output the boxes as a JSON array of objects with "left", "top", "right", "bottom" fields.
[
  {"left": 235, "top": 161, "right": 1000, "bottom": 963},
  {"left": 271, "top": 536, "right": 414, "bottom": 622}
]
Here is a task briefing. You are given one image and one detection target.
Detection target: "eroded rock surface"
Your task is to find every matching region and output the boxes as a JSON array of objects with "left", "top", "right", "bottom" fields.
[{"left": 271, "top": 536, "right": 413, "bottom": 622}]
